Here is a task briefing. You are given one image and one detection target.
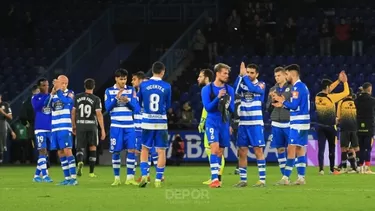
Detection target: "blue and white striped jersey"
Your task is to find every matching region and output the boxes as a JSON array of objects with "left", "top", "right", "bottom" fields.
[
  {"left": 282, "top": 80, "right": 310, "bottom": 130},
  {"left": 234, "top": 76, "right": 265, "bottom": 126},
  {"left": 138, "top": 77, "right": 171, "bottom": 130},
  {"left": 104, "top": 85, "right": 137, "bottom": 128},
  {"left": 45, "top": 89, "right": 74, "bottom": 132}
]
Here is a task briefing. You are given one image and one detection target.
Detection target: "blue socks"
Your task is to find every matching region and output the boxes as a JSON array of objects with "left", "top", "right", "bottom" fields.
[
  {"left": 296, "top": 156, "right": 306, "bottom": 178},
  {"left": 155, "top": 166, "right": 165, "bottom": 181},
  {"left": 284, "top": 158, "right": 296, "bottom": 178},
  {"left": 60, "top": 156, "right": 71, "bottom": 180},
  {"left": 67, "top": 156, "right": 77, "bottom": 179},
  {"left": 257, "top": 159, "right": 266, "bottom": 183},
  {"left": 126, "top": 152, "right": 136, "bottom": 179},
  {"left": 239, "top": 167, "right": 247, "bottom": 182},
  {"left": 140, "top": 161, "right": 149, "bottom": 177},
  {"left": 112, "top": 153, "right": 121, "bottom": 179},
  {"left": 277, "top": 152, "right": 286, "bottom": 175},
  {"left": 39, "top": 155, "right": 48, "bottom": 177},
  {"left": 209, "top": 154, "right": 219, "bottom": 181}
]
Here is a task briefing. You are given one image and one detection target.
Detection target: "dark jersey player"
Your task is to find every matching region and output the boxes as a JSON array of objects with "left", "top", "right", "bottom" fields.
[{"left": 72, "top": 78, "right": 106, "bottom": 177}]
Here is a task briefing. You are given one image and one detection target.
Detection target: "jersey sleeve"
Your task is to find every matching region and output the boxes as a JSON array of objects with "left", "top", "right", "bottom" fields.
[
  {"left": 31, "top": 94, "right": 45, "bottom": 111},
  {"left": 328, "top": 82, "right": 350, "bottom": 103},
  {"left": 329, "top": 80, "right": 340, "bottom": 92},
  {"left": 44, "top": 94, "right": 51, "bottom": 106},
  {"left": 138, "top": 85, "right": 144, "bottom": 107},
  {"left": 125, "top": 87, "right": 137, "bottom": 111},
  {"left": 283, "top": 85, "right": 303, "bottom": 110},
  {"left": 104, "top": 88, "right": 117, "bottom": 111},
  {"left": 228, "top": 85, "right": 235, "bottom": 113},
  {"left": 95, "top": 97, "right": 102, "bottom": 111},
  {"left": 73, "top": 96, "right": 78, "bottom": 109},
  {"left": 166, "top": 84, "right": 172, "bottom": 110},
  {"left": 337, "top": 100, "right": 343, "bottom": 120},
  {"left": 56, "top": 90, "right": 74, "bottom": 104},
  {"left": 234, "top": 76, "right": 243, "bottom": 94},
  {"left": 242, "top": 76, "right": 266, "bottom": 94},
  {"left": 201, "top": 85, "right": 219, "bottom": 112},
  {"left": 266, "top": 86, "right": 274, "bottom": 113}
]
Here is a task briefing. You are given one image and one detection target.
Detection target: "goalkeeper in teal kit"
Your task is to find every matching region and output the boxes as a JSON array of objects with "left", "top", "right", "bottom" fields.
[{"left": 201, "top": 63, "right": 235, "bottom": 188}]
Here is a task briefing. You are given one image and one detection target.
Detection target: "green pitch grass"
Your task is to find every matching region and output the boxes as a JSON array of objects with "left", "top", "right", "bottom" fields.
[{"left": 0, "top": 166, "right": 374, "bottom": 211}]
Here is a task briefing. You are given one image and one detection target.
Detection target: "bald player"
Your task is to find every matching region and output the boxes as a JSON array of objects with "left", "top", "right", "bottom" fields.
[{"left": 45, "top": 75, "right": 77, "bottom": 185}]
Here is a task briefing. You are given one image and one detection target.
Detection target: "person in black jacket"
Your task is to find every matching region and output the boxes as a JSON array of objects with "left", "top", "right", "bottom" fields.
[
  {"left": 19, "top": 84, "right": 39, "bottom": 163},
  {"left": 171, "top": 134, "right": 184, "bottom": 166},
  {"left": 355, "top": 82, "right": 375, "bottom": 174}
]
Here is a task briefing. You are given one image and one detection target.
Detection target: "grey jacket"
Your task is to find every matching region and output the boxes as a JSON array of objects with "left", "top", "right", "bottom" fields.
[{"left": 266, "top": 83, "right": 293, "bottom": 123}]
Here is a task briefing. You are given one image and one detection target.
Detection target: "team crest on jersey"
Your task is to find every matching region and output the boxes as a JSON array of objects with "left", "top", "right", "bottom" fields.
[
  {"left": 285, "top": 88, "right": 290, "bottom": 92},
  {"left": 117, "top": 101, "right": 127, "bottom": 106},
  {"left": 244, "top": 92, "right": 254, "bottom": 102},
  {"left": 1, "top": 106, "right": 4, "bottom": 110},
  {"left": 53, "top": 100, "right": 64, "bottom": 110},
  {"left": 292, "top": 91, "right": 299, "bottom": 99},
  {"left": 42, "top": 106, "right": 51, "bottom": 114},
  {"left": 258, "top": 83, "right": 265, "bottom": 89}
]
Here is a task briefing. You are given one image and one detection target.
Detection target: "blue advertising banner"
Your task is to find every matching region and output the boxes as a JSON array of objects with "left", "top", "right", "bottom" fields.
[
  {"left": 166, "top": 129, "right": 318, "bottom": 162},
  {"left": 166, "top": 130, "right": 276, "bottom": 162}
]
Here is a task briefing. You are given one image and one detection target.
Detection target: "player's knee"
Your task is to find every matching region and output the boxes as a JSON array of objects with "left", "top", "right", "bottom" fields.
[
  {"left": 210, "top": 143, "right": 219, "bottom": 154},
  {"left": 277, "top": 148, "right": 285, "bottom": 153},
  {"left": 295, "top": 146, "right": 305, "bottom": 156},
  {"left": 353, "top": 147, "right": 359, "bottom": 152},
  {"left": 39, "top": 148, "right": 47, "bottom": 155},
  {"left": 63, "top": 148, "right": 72, "bottom": 156},
  {"left": 57, "top": 150, "right": 65, "bottom": 158},
  {"left": 89, "top": 146, "right": 96, "bottom": 151},
  {"left": 238, "top": 147, "right": 248, "bottom": 157},
  {"left": 254, "top": 147, "right": 264, "bottom": 158},
  {"left": 217, "top": 150, "right": 223, "bottom": 158},
  {"left": 286, "top": 145, "right": 296, "bottom": 155},
  {"left": 341, "top": 147, "right": 348, "bottom": 152}
]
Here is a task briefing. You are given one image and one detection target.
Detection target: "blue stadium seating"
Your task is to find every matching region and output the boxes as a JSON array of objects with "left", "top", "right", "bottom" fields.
[{"left": 0, "top": 1, "right": 108, "bottom": 100}]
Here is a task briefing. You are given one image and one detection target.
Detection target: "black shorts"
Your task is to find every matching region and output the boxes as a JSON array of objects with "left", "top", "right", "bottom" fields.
[
  {"left": 340, "top": 131, "right": 359, "bottom": 148},
  {"left": 75, "top": 130, "right": 98, "bottom": 149}
]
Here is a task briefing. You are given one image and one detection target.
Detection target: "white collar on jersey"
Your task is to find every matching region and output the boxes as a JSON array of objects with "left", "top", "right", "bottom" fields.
[
  {"left": 150, "top": 76, "right": 162, "bottom": 81},
  {"left": 113, "top": 84, "right": 127, "bottom": 89},
  {"left": 293, "top": 79, "right": 301, "bottom": 86}
]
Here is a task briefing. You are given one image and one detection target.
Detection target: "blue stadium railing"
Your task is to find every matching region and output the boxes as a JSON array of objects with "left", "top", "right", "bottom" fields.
[{"left": 9, "top": 3, "right": 218, "bottom": 119}]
